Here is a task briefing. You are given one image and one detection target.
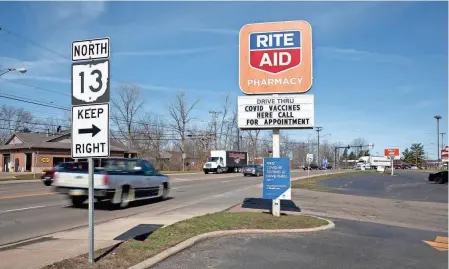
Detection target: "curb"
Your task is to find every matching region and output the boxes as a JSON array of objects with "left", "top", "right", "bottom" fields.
[
  {"left": 128, "top": 216, "right": 335, "bottom": 269},
  {"left": 0, "top": 179, "right": 41, "bottom": 184}
]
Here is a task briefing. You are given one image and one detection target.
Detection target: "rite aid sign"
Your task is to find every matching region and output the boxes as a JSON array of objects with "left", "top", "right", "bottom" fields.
[{"left": 239, "top": 21, "right": 313, "bottom": 95}]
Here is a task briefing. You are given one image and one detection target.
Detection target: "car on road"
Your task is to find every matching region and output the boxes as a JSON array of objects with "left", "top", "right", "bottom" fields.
[
  {"left": 243, "top": 164, "right": 263, "bottom": 177},
  {"left": 41, "top": 162, "right": 87, "bottom": 186},
  {"left": 303, "top": 163, "right": 319, "bottom": 170},
  {"left": 428, "top": 170, "right": 448, "bottom": 184},
  {"left": 52, "top": 158, "right": 170, "bottom": 208}
]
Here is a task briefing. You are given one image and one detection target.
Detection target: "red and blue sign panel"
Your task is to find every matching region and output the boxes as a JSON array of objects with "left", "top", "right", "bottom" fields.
[{"left": 249, "top": 31, "right": 301, "bottom": 74}]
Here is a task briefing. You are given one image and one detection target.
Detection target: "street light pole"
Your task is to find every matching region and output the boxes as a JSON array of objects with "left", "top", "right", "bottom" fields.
[
  {"left": 315, "top": 127, "right": 323, "bottom": 164},
  {"left": 434, "top": 115, "right": 442, "bottom": 163},
  {"left": 0, "top": 67, "right": 27, "bottom": 77}
]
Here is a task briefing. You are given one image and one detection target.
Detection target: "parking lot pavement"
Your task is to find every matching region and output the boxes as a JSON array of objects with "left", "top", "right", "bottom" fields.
[
  {"left": 152, "top": 218, "right": 448, "bottom": 269},
  {"left": 316, "top": 171, "right": 448, "bottom": 203}
]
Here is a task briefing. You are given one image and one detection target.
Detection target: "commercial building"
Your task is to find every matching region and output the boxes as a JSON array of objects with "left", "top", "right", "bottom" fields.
[{"left": 0, "top": 131, "right": 137, "bottom": 172}]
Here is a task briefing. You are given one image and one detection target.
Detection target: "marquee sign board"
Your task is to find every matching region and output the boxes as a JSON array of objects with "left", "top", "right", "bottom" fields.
[
  {"left": 239, "top": 21, "right": 312, "bottom": 94},
  {"left": 237, "top": 94, "right": 314, "bottom": 130}
]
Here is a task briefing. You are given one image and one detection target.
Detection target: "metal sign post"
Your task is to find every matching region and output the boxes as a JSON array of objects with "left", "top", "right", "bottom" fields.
[
  {"left": 71, "top": 37, "right": 111, "bottom": 264},
  {"left": 272, "top": 128, "right": 281, "bottom": 217},
  {"left": 306, "top": 153, "right": 313, "bottom": 178},
  {"left": 391, "top": 157, "right": 394, "bottom": 176}
]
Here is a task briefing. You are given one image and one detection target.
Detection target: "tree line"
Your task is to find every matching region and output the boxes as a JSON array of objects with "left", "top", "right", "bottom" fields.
[{"left": 0, "top": 84, "right": 373, "bottom": 170}]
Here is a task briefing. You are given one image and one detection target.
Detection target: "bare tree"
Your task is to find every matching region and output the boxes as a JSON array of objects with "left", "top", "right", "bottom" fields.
[
  {"left": 39, "top": 117, "right": 70, "bottom": 135},
  {"left": 111, "top": 84, "right": 144, "bottom": 150},
  {"left": 0, "top": 106, "right": 35, "bottom": 142},
  {"left": 246, "top": 130, "right": 261, "bottom": 163},
  {"left": 351, "top": 137, "right": 367, "bottom": 157},
  {"left": 168, "top": 91, "right": 200, "bottom": 170},
  {"left": 134, "top": 113, "right": 169, "bottom": 161}
]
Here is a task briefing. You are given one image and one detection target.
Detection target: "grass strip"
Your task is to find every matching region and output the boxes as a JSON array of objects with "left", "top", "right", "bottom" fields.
[
  {"left": 42, "top": 212, "right": 328, "bottom": 269},
  {"left": 0, "top": 173, "right": 41, "bottom": 181}
]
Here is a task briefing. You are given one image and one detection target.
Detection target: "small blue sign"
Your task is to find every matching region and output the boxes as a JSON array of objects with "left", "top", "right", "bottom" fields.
[
  {"left": 322, "top": 158, "right": 328, "bottom": 169},
  {"left": 263, "top": 157, "right": 291, "bottom": 200}
]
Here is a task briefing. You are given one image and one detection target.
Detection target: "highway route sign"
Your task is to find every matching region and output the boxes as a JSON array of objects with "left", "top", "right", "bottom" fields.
[
  {"left": 72, "top": 59, "right": 110, "bottom": 106},
  {"left": 263, "top": 157, "right": 291, "bottom": 200},
  {"left": 306, "top": 153, "right": 313, "bottom": 163},
  {"left": 72, "top": 103, "right": 110, "bottom": 158}
]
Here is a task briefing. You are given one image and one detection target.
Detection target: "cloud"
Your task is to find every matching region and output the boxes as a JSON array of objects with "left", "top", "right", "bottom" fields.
[
  {"left": 111, "top": 81, "right": 229, "bottom": 96},
  {"left": 316, "top": 46, "right": 412, "bottom": 65},
  {"left": 114, "top": 45, "right": 235, "bottom": 57}
]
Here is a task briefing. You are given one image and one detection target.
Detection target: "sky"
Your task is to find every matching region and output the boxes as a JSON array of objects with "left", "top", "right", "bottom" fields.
[{"left": 0, "top": 1, "right": 447, "bottom": 159}]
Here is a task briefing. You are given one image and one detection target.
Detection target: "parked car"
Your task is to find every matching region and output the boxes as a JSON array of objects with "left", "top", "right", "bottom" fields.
[
  {"left": 52, "top": 158, "right": 170, "bottom": 208},
  {"left": 243, "top": 164, "right": 264, "bottom": 177},
  {"left": 41, "top": 162, "right": 86, "bottom": 186},
  {"left": 428, "top": 170, "right": 448, "bottom": 184},
  {"left": 303, "top": 163, "right": 319, "bottom": 170}
]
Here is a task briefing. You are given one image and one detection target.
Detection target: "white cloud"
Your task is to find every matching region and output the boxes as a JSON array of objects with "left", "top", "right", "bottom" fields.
[{"left": 316, "top": 46, "right": 412, "bottom": 65}]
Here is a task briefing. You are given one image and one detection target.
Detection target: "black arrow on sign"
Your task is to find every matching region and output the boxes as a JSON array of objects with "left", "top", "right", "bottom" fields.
[{"left": 78, "top": 124, "right": 101, "bottom": 137}]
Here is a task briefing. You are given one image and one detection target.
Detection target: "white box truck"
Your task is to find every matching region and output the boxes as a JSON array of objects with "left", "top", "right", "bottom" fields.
[
  {"left": 203, "top": 150, "right": 248, "bottom": 174},
  {"left": 357, "top": 156, "right": 391, "bottom": 170}
]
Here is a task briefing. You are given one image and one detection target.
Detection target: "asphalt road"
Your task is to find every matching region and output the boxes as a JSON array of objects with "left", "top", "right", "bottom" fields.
[
  {"left": 316, "top": 171, "right": 448, "bottom": 203},
  {"left": 153, "top": 218, "right": 448, "bottom": 269},
  {"left": 0, "top": 170, "right": 324, "bottom": 247}
]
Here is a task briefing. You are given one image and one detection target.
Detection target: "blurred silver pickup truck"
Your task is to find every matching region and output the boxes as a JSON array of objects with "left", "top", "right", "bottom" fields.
[{"left": 52, "top": 158, "right": 169, "bottom": 208}]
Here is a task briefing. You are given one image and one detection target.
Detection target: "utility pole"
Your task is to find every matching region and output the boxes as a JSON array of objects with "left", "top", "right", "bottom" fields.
[
  {"left": 434, "top": 115, "right": 442, "bottom": 163},
  {"left": 315, "top": 127, "right": 323, "bottom": 164},
  {"left": 441, "top": 132, "right": 446, "bottom": 150},
  {"left": 209, "top": 111, "right": 221, "bottom": 150}
]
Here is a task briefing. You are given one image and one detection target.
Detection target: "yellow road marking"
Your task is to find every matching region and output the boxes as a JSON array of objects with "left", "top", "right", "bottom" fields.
[
  {"left": 423, "top": 237, "right": 449, "bottom": 251},
  {"left": 0, "top": 192, "right": 56, "bottom": 200}
]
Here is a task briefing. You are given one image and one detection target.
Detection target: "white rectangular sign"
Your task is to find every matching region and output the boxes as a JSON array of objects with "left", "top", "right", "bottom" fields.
[
  {"left": 72, "top": 103, "right": 110, "bottom": 158},
  {"left": 306, "top": 153, "right": 314, "bottom": 163},
  {"left": 238, "top": 95, "right": 314, "bottom": 129},
  {"left": 72, "top": 37, "right": 110, "bottom": 61}
]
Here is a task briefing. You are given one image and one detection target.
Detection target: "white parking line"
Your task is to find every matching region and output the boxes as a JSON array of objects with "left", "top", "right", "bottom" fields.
[
  {"left": 0, "top": 205, "right": 47, "bottom": 214},
  {"left": 221, "top": 180, "right": 234, "bottom": 183}
]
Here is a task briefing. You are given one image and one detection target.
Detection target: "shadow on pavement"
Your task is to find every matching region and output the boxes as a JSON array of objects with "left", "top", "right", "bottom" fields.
[
  {"left": 64, "top": 197, "right": 174, "bottom": 211},
  {"left": 114, "top": 224, "right": 163, "bottom": 241},
  {"left": 241, "top": 198, "right": 301, "bottom": 212}
]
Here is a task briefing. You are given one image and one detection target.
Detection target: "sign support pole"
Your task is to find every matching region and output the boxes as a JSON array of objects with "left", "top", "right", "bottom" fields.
[
  {"left": 391, "top": 157, "right": 394, "bottom": 176},
  {"left": 88, "top": 157, "right": 95, "bottom": 264},
  {"left": 272, "top": 128, "right": 281, "bottom": 217}
]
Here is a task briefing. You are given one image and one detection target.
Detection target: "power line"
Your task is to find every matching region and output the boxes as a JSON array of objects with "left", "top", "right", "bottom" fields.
[
  {"left": 0, "top": 26, "right": 69, "bottom": 61},
  {"left": 0, "top": 78, "right": 70, "bottom": 96},
  {"left": 0, "top": 94, "right": 70, "bottom": 111}
]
